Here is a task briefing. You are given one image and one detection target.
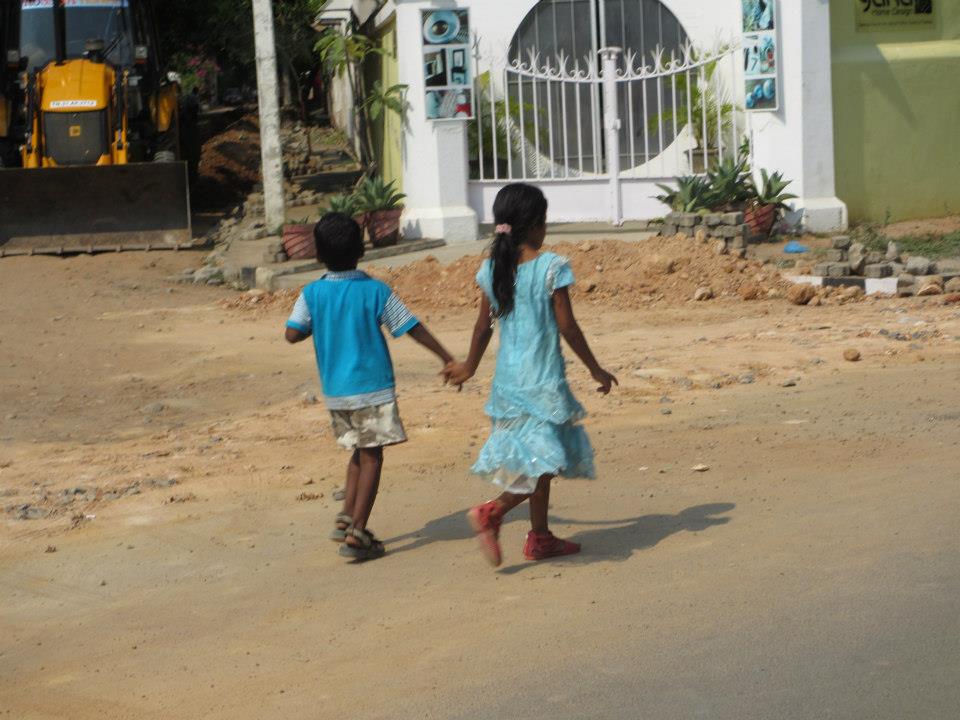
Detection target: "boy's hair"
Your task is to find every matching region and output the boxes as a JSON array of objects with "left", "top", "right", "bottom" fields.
[{"left": 314, "top": 212, "right": 365, "bottom": 271}]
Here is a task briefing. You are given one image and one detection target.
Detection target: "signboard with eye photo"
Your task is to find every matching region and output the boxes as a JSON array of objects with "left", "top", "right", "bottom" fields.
[
  {"left": 421, "top": 9, "right": 473, "bottom": 120},
  {"left": 741, "top": 0, "right": 779, "bottom": 112}
]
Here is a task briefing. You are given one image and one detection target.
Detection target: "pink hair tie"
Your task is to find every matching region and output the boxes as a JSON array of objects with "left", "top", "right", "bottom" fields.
[{"left": 495, "top": 223, "right": 512, "bottom": 235}]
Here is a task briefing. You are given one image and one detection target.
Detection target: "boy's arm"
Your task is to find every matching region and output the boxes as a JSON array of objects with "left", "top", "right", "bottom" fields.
[
  {"left": 407, "top": 323, "right": 454, "bottom": 365},
  {"left": 552, "top": 287, "right": 618, "bottom": 394},
  {"left": 443, "top": 294, "right": 493, "bottom": 386},
  {"left": 284, "top": 293, "right": 311, "bottom": 343}
]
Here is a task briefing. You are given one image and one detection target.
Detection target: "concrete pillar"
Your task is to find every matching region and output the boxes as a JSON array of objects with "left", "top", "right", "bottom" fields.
[
  {"left": 395, "top": 1, "right": 478, "bottom": 243},
  {"left": 750, "top": 0, "right": 848, "bottom": 233},
  {"left": 251, "top": 0, "right": 286, "bottom": 233}
]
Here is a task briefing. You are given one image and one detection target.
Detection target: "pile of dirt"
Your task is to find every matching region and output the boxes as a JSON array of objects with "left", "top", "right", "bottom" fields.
[
  {"left": 373, "top": 236, "right": 792, "bottom": 310},
  {"left": 217, "top": 288, "right": 299, "bottom": 313}
]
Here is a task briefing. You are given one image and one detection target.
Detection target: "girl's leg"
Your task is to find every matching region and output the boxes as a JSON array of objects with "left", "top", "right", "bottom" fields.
[
  {"left": 346, "top": 447, "right": 384, "bottom": 546},
  {"left": 527, "top": 474, "right": 553, "bottom": 534}
]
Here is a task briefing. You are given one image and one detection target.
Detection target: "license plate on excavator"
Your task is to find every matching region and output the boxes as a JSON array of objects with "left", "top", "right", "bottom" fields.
[{"left": 0, "top": 162, "right": 192, "bottom": 254}]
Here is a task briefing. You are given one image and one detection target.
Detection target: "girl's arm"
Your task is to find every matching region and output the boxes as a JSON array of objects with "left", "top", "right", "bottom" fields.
[
  {"left": 552, "top": 287, "right": 618, "bottom": 394},
  {"left": 443, "top": 294, "right": 493, "bottom": 386}
]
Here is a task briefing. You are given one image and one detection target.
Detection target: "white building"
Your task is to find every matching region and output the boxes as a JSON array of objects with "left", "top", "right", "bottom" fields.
[{"left": 322, "top": 0, "right": 850, "bottom": 243}]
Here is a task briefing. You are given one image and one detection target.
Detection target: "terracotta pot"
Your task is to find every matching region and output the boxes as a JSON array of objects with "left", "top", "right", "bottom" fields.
[
  {"left": 744, "top": 202, "right": 778, "bottom": 239},
  {"left": 282, "top": 224, "right": 315, "bottom": 260},
  {"left": 368, "top": 208, "right": 403, "bottom": 248}
]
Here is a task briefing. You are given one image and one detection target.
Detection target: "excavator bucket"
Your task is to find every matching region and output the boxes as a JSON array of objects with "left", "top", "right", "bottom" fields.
[{"left": 0, "top": 162, "right": 192, "bottom": 255}]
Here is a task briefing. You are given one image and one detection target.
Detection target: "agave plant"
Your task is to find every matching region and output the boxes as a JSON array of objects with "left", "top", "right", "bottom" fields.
[
  {"left": 356, "top": 176, "right": 406, "bottom": 213},
  {"left": 323, "top": 193, "right": 361, "bottom": 217},
  {"left": 753, "top": 169, "right": 797, "bottom": 209},
  {"left": 705, "top": 156, "right": 754, "bottom": 210},
  {"left": 655, "top": 175, "right": 712, "bottom": 213}
]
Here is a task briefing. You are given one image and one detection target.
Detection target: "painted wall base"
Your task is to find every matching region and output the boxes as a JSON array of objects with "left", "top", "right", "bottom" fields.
[
  {"left": 402, "top": 205, "right": 479, "bottom": 244},
  {"left": 787, "top": 274, "right": 897, "bottom": 296},
  {"left": 792, "top": 196, "right": 849, "bottom": 233}
]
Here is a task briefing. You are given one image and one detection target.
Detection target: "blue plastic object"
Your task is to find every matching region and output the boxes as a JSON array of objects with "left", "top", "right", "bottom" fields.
[{"left": 784, "top": 241, "right": 809, "bottom": 254}]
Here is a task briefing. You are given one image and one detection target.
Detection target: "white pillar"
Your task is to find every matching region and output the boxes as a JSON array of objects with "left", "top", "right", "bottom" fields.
[
  {"left": 396, "top": 1, "right": 478, "bottom": 244},
  {"left": 251, "top": 0, "right": 285, "bottom": 233},
  {"left": 600, "top": 47, "right": 623, "bottom": 227},
  {"left": 750, "top": 0, "right": 847, "bottom": 233}
]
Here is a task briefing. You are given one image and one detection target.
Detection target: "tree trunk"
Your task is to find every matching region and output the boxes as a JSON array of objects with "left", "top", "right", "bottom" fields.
[{"left": 251, "top": 0, "right": 285, "bottom": 232}]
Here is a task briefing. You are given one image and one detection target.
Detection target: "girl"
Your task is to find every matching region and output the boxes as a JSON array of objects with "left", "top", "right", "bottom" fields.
[{"left": 444, "top": 183, "right": 618, "bottom": 567}]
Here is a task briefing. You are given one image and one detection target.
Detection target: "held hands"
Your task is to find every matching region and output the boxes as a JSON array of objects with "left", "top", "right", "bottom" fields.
[
  {"left": 591, "top": 366, "right": 619, "bottom": 395},
  {"left": 441, "top": 360, "right": 475, "bottom": 389}
]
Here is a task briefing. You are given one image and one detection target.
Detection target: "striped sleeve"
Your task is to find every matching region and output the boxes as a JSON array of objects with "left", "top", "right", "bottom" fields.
[
  {"left": 285, "top": 292, "right": 311, "bottom": 334},
  {"left": 381, "top": 292, "right": 419, "bottom": 337}
]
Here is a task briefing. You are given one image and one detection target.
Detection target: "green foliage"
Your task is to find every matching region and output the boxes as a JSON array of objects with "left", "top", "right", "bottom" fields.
[
  {"left": 705, "top": 156, "right": 754, "bottom": 209},
  {"left": 356, "top": 176, "right": 406, "bottom": 212},
  {"left": 655, "top": 175, "right": 713, "bottom": 212},
  {"left": 857, "top": 228, "right": 960, "bottom": 260},
  {"left": 648, "top": 59, "right": 737, "bottom": 150},
  {"left": 753, "top": 169, "right": 797, "bottom": 208},
  {"left": 360, "top": 81, "right": 409, "bottom": 122},
  {"left": 315, "top": 30, "right": 382, "bottom": 77},
  {"left": 324, "top": 193, "right": 361, "bottom": 217}
]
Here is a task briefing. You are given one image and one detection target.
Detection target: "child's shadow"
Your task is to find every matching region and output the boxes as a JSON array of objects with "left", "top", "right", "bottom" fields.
[
  {"left": 496, "top": 502, "right": 735, "bottom": 574},
  {"left": 384, "top": 503, "right": 734, "bottom": 572}
]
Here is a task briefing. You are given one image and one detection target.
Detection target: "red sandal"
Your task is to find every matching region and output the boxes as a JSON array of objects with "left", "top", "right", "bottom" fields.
[
  {"left": 523, "top": 531, "right": 581, "bottom": 561},
  {"left": 467, "top": 501, "right": 503, "bottom": 567}
]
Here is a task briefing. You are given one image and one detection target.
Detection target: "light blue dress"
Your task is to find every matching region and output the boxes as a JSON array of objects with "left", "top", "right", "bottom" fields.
[{"left": 472, "top": 252, "right": 596, "bottom": 493}]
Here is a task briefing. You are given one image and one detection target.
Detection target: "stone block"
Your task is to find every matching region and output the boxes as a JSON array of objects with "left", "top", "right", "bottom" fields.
[
  {"left": 864, "top": 263, "right": 893, "bottom": 279},
  {"left": 865, "top": 251, "right": 883, "bottom": 265},
  {"left": 885, "top": 241, "right": 901, "bottom": 262},
  {"left": 676, "top": 213, "right": 701, "bottom": 227},
  {"left": 676, "top": 225, "right": 694, "bottom": 237},
  {"left": 704, "top": 213, "right": 724, "bottom": 227},
  {"left": 717, "top": 224, "right": 747, "bottom": 239},
  {"left": 722, "top": 212, "right": 744, "bottom": 225},
  {"left": 897, "top": 273, "right": 915, "bottom": 289},
  {"left": 823, "top": 249, "right": 846, "bottom": 262},
  {"left": 827, "top": 263, "right": 851, "bottom": 278},
  {"left": 659, "top": 224, "right": 677, "bottom": 237},
  {"left": 905, "top": 256, "right": 932, "bottom": 275},
  {"left": 831, "top": 235, "right": 851, "bottom": 250},
  {"left": 813, "top": 263, "right": 832, "bottom": 277}
]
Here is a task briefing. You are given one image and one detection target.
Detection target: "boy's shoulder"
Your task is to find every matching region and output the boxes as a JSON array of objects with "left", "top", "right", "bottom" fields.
[{"left": 305, "top": 271, "right": 390, "bottom": 292}]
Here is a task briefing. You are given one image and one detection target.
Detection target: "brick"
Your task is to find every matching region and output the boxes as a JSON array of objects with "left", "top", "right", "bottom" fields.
[
  {"left": 831, "top": 235, "right": 851, "bottom": 250},
  {"left": 659, "top": 224, "right": 677, "bottom": 237},
  {"left": 865, "top": 251, "right": 883, "bottom": 265},
  {"left": 722, "top": 212, "right": 744, "bottom": 225},
  {"left": 864, "top": 263, "right": 893, "bottom": 279},
  {"left": 827, "top": 263, "right": 851, "bottom": 278},
  {"left": 703, "top": 213, "right": 724, "bottom": 227},
  {"left": 676, "top": 213, "right": 701, "bottom": 227},
  {"left": 823, "top": 249, "right": 846, "bottom": 262},
  {"left": 813, "top": 263, "right": 832, "bottom": 277},
  {"left": 717, "top": 224, "right": 748, "bottom": 239}
]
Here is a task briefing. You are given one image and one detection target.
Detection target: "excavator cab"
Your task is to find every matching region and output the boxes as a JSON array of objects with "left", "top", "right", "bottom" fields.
[{"left": 0, "top": 0, "right": 195, "bottom": 253}]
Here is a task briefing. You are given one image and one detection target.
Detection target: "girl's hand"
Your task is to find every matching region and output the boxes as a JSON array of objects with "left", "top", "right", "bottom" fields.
[
  {"left": 591, "top": 367, "right": 619, "bottom": 395},
  {"left": 443, "top": 361, "right": 475, "bottom": 387}
]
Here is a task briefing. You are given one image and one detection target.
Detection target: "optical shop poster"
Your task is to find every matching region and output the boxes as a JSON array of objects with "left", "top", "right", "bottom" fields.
[{"left": 422, "top": 9, "right": 473, "bottom": 120}]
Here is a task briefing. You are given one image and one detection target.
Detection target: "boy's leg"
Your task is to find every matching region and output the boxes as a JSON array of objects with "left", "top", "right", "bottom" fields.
[
  {"left": 345, "top": 447, "right": 383, "bottom": 546},
  {"left": 527, "top": 474, "right": 553, "bottom": 534},
  {"left": 342, "top": 449, "right": 361, "bottom": 519}
]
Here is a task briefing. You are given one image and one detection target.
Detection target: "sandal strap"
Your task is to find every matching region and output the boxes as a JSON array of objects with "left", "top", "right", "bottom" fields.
[
  {"left": 346, "top": 527, "right": 379, "bottom": 548},
  {"left": 335, "top": 513, "right": 353, "bottom": 525}
]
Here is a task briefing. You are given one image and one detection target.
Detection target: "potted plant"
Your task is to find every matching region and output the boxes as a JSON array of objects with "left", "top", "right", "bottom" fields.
[
  {"left": 282, "top": 193, "right": 365, "bottom": 261},
  {"left": 357, "top": 176, "right": 405, "bottom": 248},
  {"left": 744, "top": 169, "right": 796, "bottom": 238},
  {"left": 655, "top": 175, "right": 712, "bottom": 212},
  {"left": 324, "top": 192, "right": 368, "bottom": 230},
  {"left": 704, "top": 156, "right": 754, "bottom": 211}
]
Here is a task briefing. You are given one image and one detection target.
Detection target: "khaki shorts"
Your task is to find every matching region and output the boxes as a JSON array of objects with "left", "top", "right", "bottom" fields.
[{"left": 329, "top": 400, "right": 407, "bottom": 449}]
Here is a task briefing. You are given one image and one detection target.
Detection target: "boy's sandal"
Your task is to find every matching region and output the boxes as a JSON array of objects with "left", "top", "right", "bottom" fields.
[
  {"left": 329, "top": 513, "right": 353, "bottom": 543},
  {"left": 338, "top": 527, "right": 386, "bottom": 561}
]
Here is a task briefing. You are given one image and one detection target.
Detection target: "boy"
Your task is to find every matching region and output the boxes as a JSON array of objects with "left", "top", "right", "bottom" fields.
[{"left": 285, "top": 213, "right": 455, "bottom": 561}]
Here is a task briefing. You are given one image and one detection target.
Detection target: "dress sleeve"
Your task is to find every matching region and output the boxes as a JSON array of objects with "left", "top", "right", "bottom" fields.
[
  {"left": 380, "top": 291, "right": 420, "bottom": 338},
  {"left": 546, "top": 255, "right": 575, "bottom": 293},
  {"left": 286, "top": 292, "right": 312, "bottom": 334}
]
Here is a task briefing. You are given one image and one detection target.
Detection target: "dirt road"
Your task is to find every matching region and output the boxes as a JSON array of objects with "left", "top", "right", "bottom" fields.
[{"left": 1, "top": 251, "right": 958, "bottom": 719}]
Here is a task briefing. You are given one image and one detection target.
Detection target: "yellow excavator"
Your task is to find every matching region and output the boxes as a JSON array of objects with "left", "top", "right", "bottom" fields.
[{"left": 0, "top": 0, "right": 196, "bottom": 253}]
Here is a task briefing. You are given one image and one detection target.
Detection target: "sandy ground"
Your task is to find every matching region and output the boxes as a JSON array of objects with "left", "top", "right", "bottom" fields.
[{"left": 2, "top": 249, "right": 959, "bottom": 719}]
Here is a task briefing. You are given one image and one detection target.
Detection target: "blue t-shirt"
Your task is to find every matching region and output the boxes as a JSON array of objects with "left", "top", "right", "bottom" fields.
[{"left": 286, "top": 271, "right": 419, "bottom": 409}]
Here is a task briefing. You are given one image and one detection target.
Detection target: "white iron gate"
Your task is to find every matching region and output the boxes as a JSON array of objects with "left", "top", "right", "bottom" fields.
[{"left": 470, "top": 42, "right": 743, "bottom": 225}]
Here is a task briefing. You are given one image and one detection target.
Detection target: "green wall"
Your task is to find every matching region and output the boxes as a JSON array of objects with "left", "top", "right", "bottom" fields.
[
  {"left": 831, "top": 2, "right": 960, "bottom": 223},
  {"left": 365, "top": 18, "right": 403, "bottom": 192}
]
